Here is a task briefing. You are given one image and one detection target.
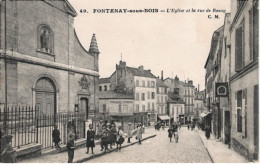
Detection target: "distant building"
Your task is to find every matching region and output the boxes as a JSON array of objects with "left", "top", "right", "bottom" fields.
[
  {"left": 163, "top": 76, "right": 195, "bottom": 123},
  {"left": 194, "top": 88, "right": 206, "bottom": 120},
  {"left": 99, "top": 77, "right": 111, "bottom": 91},
  {"left": 168, "top": 91, "right": 185, "bottom": 125},
  {"left": 109, "top": 61, "right": 157, "bottom": 125},
  {"left": 156, "top": 77, "right": 170, "bottom": 125},
  {"left": 98, "top": 90, "right": 139, "bottom": 131}
]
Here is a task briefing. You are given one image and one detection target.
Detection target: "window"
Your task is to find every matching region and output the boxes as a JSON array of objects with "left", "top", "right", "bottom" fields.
[
  {"left": 136, "top": 104, "right": 139, "bottom": 112},
  {"left": 99, "top": 86, "right": 102, "bottom": 91},
  {"left": 104, "top": 85, "right": 107, "bottom": 91},
  {"left": 148, "top": 92, "right": 150, "bottom": 99},
  {"left": 224, "top": 37, "right": 227, "bottom": 58},
  {"left": 136, "top": 93, "right": 139, "bottom": 101},
  {"left": 142, "top": 105, "right": 145, "bottom": 111},
  {"left": 119, "top": 104, "right": 122, "bottom": 113},
  {"left": 152, "top": 103, "right": 154, "bottom": 111},
  {"left": 161, "top": 96, "right": 163, "bottom": 103},
  {"left": 142, "top": 80, "right": 145, "bottom": 87},
  {"left": 103, "top": 104, "right": 106, "bottom": 113},
  {"left": 236, "top": 90, "right": 242, "bottom": 132},
  {"left": 142, "top": 93, "right": 145, "bottom": 101},
  {"left": 165, "top": 96, "right": 167, "bottom": 103},
  {"left": 244, "top": 89, "right": 247, "bottom": 138},
  {"left": 148, "top": 103, "right": 150, "bottom": 110},
  {"left": 38, "top": 25, "right": 54, "bottom": 53},
  {"left": 152, "top": 92, "right": 155, "bottom": 99},
  {"left": 249, "top": 3, "right": 259, "bottom": 61},
  {"left": 151, "top": 81, "right": 155, "bottom": 87},
  {"left": 157, "top": 96, "right": 159, "bottom": 103},
  {"left": 235, "top": 20, "right": 245, "bottom": 72},
  {"left": 136, "top": 80, "right": 139, "bottom": 86},
  {"left": 124, "top": 105, "right": 128, "bottom": 111}
]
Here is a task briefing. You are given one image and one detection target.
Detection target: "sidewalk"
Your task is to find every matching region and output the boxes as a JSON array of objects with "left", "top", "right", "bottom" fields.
[
  {"left": 197, "top": 129, "right": 248, "bottom": 163},
  {"left": 19, "top": 127, "right": 156, "bottom": 163}
]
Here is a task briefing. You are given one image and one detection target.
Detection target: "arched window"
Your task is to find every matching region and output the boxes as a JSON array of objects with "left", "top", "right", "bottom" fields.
[
  {"left": 104, "top": 85, "right": 107, "bottom": 91},
  {"left": 38, "top": 25, "right": 54, "bottom": 53}
]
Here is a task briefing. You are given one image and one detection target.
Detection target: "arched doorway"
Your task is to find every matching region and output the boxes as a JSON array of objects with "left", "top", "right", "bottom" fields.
[{"left": 35, "top": 77, "right": 56, "bottom": 116}]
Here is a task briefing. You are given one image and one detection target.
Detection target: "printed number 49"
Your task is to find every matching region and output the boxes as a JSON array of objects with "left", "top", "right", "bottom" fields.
[{"left": 80, "top": 9, "right": 88, "bottom": 13}]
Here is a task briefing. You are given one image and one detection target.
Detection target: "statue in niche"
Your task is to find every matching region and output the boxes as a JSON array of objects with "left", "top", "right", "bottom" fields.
[{"left": 40, "top": 29, "right": 49, "bottom": 52}]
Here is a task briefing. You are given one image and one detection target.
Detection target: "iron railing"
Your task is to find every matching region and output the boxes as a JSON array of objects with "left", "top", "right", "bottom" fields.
[{"left": 0, "top": 105, "right": 86, "bottom": 150}]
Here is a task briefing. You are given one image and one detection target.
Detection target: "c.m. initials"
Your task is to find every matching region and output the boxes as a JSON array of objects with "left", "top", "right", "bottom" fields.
[{"left": 208, "top": 15, "right": 219, "bottom": 19}]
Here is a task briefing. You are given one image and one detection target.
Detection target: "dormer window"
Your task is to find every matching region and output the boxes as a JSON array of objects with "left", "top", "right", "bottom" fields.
[{"left": 38, "top": 25, "right": 54, "bottom": 54}]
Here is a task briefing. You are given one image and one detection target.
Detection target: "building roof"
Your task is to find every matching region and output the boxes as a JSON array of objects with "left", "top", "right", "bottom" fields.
[
  {"left": 99, "top": 77, "right": 110, "bottom": 84},
  {"left": 98, "top": 91, "right": 134, "bottom": 99},
  {"left": 126, "top": 66, "right": 157, "bottom": 79},
  {"left": 168, "top": 92, "right": 185, "bottom": 104},
  {"left": 156, "top": 78, "right": 168, "bottom": 88},
  {"left": 204, "top": 25, "right": 224, "bottom": 68}
]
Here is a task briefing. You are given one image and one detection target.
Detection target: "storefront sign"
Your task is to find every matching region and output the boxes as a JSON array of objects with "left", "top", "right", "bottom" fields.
[{"left": 215, "top": 82, "right": 229, "bottom": 97}]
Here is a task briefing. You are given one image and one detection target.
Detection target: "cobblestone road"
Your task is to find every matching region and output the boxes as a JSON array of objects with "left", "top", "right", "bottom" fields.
[{"left": 85, "top": 127, "right": 212, "bottom": 163}]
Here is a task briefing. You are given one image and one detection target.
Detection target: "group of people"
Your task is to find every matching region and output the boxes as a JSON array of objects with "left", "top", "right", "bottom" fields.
[
  {"left": 167, "top": 123, "right": 179, "bottom": 143},
  {"left": 187, "top": 122, "right": 196, "bottom": 131}
]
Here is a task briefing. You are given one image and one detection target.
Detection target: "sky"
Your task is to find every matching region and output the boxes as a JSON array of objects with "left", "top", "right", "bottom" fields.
[{"left": 68, "top": 0, "right": 231, "bottom": 90}]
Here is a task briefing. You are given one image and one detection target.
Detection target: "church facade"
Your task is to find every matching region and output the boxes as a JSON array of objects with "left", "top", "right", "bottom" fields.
[{"left": 0, "top": 0, "right": 99, "bottom": 119}]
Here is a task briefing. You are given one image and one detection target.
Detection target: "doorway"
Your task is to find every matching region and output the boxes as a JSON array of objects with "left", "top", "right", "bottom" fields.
[{"left": 80, "top": 97, "right": 89, "bottom": 120}]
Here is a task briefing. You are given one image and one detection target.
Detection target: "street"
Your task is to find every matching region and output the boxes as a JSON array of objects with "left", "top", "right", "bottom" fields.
[{"left": 85, "top": 127, "right": 212, "bottom": 163}]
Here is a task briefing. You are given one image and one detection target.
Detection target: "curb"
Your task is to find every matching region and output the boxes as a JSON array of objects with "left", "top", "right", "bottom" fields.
[
  {"left": 75, "top": 134, "right": 157, "bottom": 163},
  {"left": 197, "top": 131, "right": 214, "bottom": 163}
]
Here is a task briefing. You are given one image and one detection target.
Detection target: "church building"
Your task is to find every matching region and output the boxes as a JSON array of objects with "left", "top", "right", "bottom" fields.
[{"left": 0, "top": 0, "right": 99, "bottom": 120}]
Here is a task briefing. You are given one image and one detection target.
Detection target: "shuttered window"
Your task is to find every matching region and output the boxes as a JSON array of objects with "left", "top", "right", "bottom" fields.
[
  {"left": 235, "top": 22, "right": 244, "bottom": 72},
  {"left": 237, "top": 90, "right": 243, "bottom": 132},
  {"left": 253, "top": 1, "right": 259, "bottom": 60}
]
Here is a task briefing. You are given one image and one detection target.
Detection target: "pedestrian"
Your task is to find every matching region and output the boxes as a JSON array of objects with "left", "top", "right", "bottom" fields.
[
  {"left": 110, "top": 123, "right": 117, "bottom": 147},
  {"left": 116, "top": 126, "right": 125, "bottom": 151},
  {"left": 0, "top": 135, "right": 16, "bottom": 163},
  {"left": 162, "top": 123, "right": 165, "bottom": 130},
  {"left": 100, "top": 124, "right": 109, "bottom": 152},
  {"left": 205, "top": 126, "right": 211, "bottom": 139},
  {"left": 187, "top": 124, "right": 190, "bottom": 130},
  {"left": 67, "top": 133, "right": 76, "bottom": 163},
  {"left": 52, "top": 125, "right": 61, "bottom": 151},
  {"left": 86, "top": 124, "right": 95, "bottom": 154},
  {"left": 127, "top": 122, "right": 132, "bottom": 143},
  {"left": 168, "top": 126, "right": 173, "bottom": 142},
  {"left": 136, "top": 125, "right": 142, "bottom": 144}
]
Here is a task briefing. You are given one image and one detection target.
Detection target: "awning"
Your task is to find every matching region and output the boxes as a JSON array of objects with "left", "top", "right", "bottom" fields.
[
  {"left": 199, "top": 112, "right": 212, "bottom": 118},
  {"left": 158, "top": 115, "right": 171, "bottom": 120}
]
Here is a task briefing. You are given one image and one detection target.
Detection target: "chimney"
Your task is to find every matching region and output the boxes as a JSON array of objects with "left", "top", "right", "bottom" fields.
[
  {"left": 161, "top": 70, "right": 164, "bottom": 80},
  {"left": 198, "top": 84, "right": 200, "bottom": 92},
  {"left": 148, "top": 69, "right": 151, "bottom": 73},
  {"left": 138, "top": 65, "right": 144, "bottom": 72}
]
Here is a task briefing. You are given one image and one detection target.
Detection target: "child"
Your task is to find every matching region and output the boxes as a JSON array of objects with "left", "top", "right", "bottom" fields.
[
  {"left": 168, "top": 126, "right": 173, "bottom": 142},
  {"left": 1, "top": 135, "right": 16, "bottom": 163},
  {"left": 115, "top": 126, "right": 125, "bottom": 152},
  {"left": 67, "top": 133, "right": 76, "bottom": 163},
  {"left": 86, "top": 124, "right": 95, "bottom": 154},
  {"left": 52, "top": 125, "right": 61, "bottom": 151}
]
